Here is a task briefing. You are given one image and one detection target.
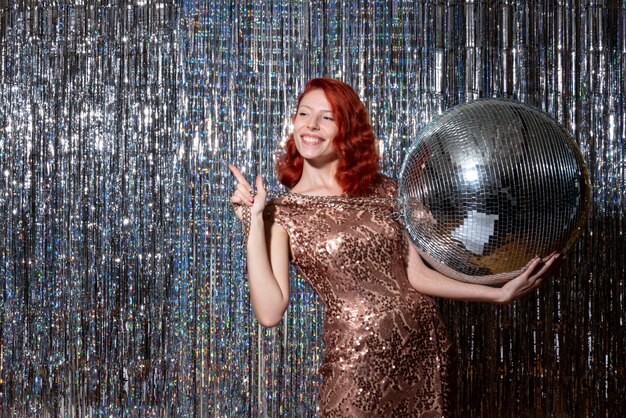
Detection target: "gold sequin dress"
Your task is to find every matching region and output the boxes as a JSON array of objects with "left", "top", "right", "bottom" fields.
[{"left": 265, "top": 175, "right": 454, "bottom": 417}]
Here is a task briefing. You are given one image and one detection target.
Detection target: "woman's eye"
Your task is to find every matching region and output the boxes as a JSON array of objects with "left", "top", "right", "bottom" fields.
[{"left": 323, "top": 116, "right": 334, "bottom": 121}]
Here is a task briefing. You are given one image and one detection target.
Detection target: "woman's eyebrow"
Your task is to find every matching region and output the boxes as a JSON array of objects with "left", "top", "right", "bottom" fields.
[{"left": 299, "top": 104, "right": 333, "bottom": 113}]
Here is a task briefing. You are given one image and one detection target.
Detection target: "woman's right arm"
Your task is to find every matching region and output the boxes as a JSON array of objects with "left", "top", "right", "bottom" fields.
[{"left": 229, "top": 165, "right": 290, "bottom": 327}]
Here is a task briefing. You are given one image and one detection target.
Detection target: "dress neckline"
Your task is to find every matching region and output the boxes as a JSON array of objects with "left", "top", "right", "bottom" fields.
[
  {"left": 276, "top": 191, "right": 400, "bottom": 219},
  {"left": 282, "top": 191, "right": 395, "bottom": 206},
  {"left": 287, "top": 191, "right": 346, "bottom": 199}
]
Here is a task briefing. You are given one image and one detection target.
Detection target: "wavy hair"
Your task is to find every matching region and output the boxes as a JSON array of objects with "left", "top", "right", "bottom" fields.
[{"left": 276, "top": 78, "right": 381, "bottom": 196}]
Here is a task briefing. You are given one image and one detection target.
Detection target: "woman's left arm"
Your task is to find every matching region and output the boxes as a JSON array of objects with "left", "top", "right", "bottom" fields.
[{"left": 406, "top": 238, "right": 561, "bottom": 304}]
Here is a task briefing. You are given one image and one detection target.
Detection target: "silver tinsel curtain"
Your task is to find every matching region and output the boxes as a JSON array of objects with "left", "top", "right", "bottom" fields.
[{"left": 0, "top": 1, "right": 623, "bottom": 417}]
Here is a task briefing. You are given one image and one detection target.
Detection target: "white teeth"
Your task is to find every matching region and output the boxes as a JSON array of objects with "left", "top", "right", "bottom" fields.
[{"left": 302, "top": 135, "right": 323, "bottom": 144}]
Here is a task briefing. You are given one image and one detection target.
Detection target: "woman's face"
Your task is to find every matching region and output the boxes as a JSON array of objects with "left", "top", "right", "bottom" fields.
[{"left": 292, "top": 89, "right": 339, "bottom": 165}]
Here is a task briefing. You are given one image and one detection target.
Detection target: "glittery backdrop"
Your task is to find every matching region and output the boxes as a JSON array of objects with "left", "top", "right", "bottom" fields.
[{"left": 0, "top": 1, "right": 623, "bottom": 417}]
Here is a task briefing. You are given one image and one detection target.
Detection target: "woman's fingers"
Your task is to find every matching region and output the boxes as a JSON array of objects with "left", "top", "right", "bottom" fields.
[
  {"left": 229, "top": 164, "right": 254, "bottom": 194},
  {"left": 521, "top": 257, "right": 543, "bottom": 278},
  {"left": 528, "top": 253, "right": 560, "bottom": 281},
  {"left": 229, "top": 164, "right": 256, "bottom": 207},
  {"left": 228, "top": 161, "right": 269, "bottom": 206},
  {"left": 237, "top": 182, "right": 255, "bottom": 205},
  {"left": 511, "top": 253, "right": 561, "bottom": 300},
  {"left": 228, "top": 164, "right": 250, "bottom": 188},
  {"left": 255, "top": 175, "right": 266, "bottom": 198},
  {"left": 521, "top": 252, "right": 559, "bottom": 278},
  {"left": 500, "top": 253, "right": 562, "bottom": 303},
  {"left": 230, "top": 186, "right": 252, "bottom": 207}
]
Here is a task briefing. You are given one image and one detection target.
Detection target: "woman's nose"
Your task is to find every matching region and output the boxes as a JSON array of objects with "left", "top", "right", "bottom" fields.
[{"left": 307, "top": 116, "right": 320, "bottom": 129}]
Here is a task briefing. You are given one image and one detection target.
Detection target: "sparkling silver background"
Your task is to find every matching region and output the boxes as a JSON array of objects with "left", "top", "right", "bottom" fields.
[
  {"left": 399, "top": 98, "right": 590, "bottom": 285},
  {"left": 0, "top": 1, "right": 624, "bottom": 416}
]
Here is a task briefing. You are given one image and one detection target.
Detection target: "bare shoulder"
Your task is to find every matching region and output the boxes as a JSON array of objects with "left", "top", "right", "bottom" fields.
[
  {"left": 263, "top": 199, "right": 291, "bottom": 240},
  {"left": 263, "top": 195, "right": 291, "bottom": 225}
]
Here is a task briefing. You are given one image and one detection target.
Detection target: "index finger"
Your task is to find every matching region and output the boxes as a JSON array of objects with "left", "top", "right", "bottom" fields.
[{"left": 228, "top": 164, "right": 252, "bottom": 188}]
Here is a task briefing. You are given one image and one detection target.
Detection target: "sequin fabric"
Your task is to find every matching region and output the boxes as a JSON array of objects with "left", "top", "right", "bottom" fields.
[{"left": 265, "top": 176, "right": 454, "bottom": 417}]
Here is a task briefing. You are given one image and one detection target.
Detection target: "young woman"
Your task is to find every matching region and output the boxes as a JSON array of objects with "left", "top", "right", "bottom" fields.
[{"left": 229, "top": 78, "right": 558, "bottom": 416}]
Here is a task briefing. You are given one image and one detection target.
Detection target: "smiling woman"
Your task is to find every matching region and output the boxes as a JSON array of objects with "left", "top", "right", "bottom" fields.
[
  {"left": 277, "top": 78, "right": 381, "bottom": 197},
  {"left": 228, "top": 78, "right": 559, "bottom": 417}
]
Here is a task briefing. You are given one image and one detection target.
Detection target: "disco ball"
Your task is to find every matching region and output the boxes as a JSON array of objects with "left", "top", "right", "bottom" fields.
[{"left": 398, "top": 99, "right": 590, "bottom": 285}]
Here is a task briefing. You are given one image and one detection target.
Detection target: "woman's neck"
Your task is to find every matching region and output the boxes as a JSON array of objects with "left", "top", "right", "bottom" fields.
[{"left": 291, "top": 160, "right": 343, "bottom": 196}]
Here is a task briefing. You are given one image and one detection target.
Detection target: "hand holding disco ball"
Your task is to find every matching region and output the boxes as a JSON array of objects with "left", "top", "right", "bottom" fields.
[{"left": 398, "top": 99, "right": 590, "bottom": 286}]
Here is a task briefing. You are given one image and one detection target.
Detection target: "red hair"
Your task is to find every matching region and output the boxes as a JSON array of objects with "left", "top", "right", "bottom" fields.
[{"left": 276, "top": 78, "right": 381, "bottom": 196}]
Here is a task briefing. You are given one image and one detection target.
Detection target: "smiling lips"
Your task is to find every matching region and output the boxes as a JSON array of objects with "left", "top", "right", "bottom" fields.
[{"left": 301, "top": 134, "right": 325, "bottom": 145}]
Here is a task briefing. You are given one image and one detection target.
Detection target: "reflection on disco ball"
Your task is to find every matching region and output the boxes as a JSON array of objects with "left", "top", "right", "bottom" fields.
[{"left": 398, "top": 99, "right": 590, "bottom": 285}]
